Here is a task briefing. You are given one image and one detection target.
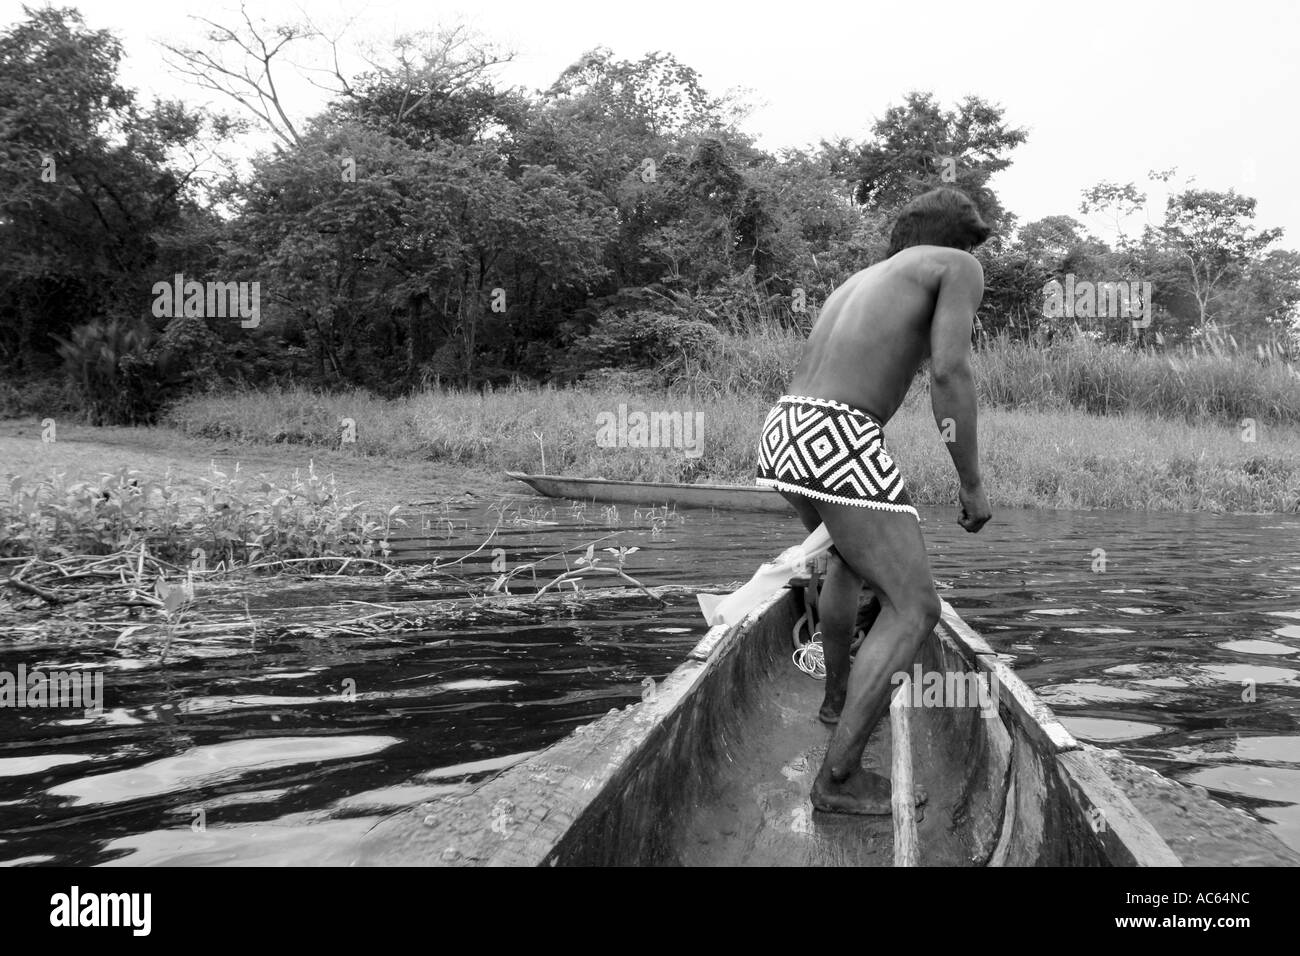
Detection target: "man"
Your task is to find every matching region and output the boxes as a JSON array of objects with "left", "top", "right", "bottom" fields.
[{"left": 755, "top": 187, "right": 993, "bottom": 815}]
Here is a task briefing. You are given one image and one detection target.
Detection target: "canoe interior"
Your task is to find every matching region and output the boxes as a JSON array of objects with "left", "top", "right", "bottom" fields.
[{"left": 357, "top": 587, "right": 1178, "bottom": 867}]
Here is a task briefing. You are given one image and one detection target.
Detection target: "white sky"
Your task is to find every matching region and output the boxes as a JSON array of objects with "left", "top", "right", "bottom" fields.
[{"left": 5, "top": 0, "right": 1299, "bottom": 247}]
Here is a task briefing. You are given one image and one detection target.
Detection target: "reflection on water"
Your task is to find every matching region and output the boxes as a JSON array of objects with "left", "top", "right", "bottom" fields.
[
  {"left": 939, "top": 506, "right": 1300, "bottom": 854},
  {"left": 1, "top": 497, "right": 1298, "bottom": 863},
  {"left": 47, "top": 736, "right": 401, "bottom": 805}
]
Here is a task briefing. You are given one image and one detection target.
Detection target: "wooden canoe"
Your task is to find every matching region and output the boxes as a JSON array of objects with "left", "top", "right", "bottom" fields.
[
  {"left": 356, "top": 571, "right": 1298, "bottom": 867},
  {"left": 506, "top": 471, "right": 793, "bottom": 513}
]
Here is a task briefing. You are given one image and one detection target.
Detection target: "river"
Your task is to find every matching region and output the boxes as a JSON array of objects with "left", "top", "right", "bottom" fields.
[{"left": 1, "top": 498, "right": 1297, "bottom": 864}]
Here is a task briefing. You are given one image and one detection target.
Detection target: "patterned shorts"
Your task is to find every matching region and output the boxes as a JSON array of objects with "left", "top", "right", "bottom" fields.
[{"left": 756, "top": 395, "right": 917, "bottom": 518}]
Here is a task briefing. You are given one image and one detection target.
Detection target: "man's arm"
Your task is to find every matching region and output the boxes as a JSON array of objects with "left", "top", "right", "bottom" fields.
[{"left": 928, "top": 252, "right": 990, "bottom": 532}]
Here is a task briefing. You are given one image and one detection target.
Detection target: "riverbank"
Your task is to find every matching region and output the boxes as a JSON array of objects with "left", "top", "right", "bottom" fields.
[
  {"left": 2, "top": 389, "right": 1298, "bottom": 515},
  {"left": 145, "top": 385, "right": 1300, "bottom": 513},
  {"left": 0, "top": 418, "right": 516, "bottom": 516}
]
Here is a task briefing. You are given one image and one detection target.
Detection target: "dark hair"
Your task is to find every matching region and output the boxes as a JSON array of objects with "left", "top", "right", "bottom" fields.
[{"left": 886, "top": 188, "right": 992, "bottom": 258}]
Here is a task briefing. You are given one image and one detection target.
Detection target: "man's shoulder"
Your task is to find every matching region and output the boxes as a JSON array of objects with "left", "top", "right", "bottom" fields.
[
  {"left": 893, "top": 245, "right": 982, "bottom": 268},
  {"left": 892, "top": 246, "right": 983, "bottom": 285}
]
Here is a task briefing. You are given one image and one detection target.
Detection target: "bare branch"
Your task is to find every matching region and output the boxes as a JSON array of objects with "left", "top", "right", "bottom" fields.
[{"left": 157, "top": 1, "right": 316, "bottom": 148}]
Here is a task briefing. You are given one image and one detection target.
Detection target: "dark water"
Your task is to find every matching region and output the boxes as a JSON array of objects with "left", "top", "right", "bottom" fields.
[{"left": 2, "top": 498, "right": 1298, "bottom": 864}]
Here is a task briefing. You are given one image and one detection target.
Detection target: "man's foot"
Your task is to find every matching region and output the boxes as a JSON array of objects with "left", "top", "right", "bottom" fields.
[{"left": 811, "top": 766, "right": 928, "bottom": 815}]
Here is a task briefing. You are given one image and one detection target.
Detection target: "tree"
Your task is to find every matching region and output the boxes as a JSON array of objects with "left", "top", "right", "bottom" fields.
[
  {"left": 544, "top": 48, "right": 733, "bottom": 140},
  {"left": 226, "top": 121, "right": 613, "bottom": 388},
  {"left": 1218, "top": 248, "right": 1300, "bottom": 349},
  {"left": 159, "top": 2, "right": 315, "bottom": 148},
  {"left": 843, "top": 91, "right": 1026, "bottom": 227},
  {"left": 1148, "top": 189, "right": 1283, "bottom": 333},
  {"left": 0, "top": 5, "right": 227, "bottom": 378},
  {"left": 977, "top": 250, "right": 1049, "bottom": 341},
  {"left": 330, "top": 25, "right": 521, "bottom": 149},
  {"left": 1078, "top": 180, "right": 1147, "bottom": 249},
  {"left": 1017, "top": 216, "right": 1092, "bottom": 267}
]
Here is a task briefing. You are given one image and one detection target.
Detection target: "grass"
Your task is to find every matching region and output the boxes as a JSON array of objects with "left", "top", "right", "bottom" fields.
[
  {"left": 165, "top": 385, "right": 747, "bottom": 483},
  {"left": 8, "top": 332, "right": 1296, "bottom": 515},
  {"left": 674, "top": 323, "right": 1300, "bottom": 426},
  {"left": 970, "top": 335, "right": 1300, "bottom": 425},
  {"left": 888, "top": 403, "right": 1300, "bottom": 512},
  {"left": 159, "top": 381, "right": 1300, "bottom": 513},
  {"left": 676, "top": 316, "right": 808, "bottom": 398}
]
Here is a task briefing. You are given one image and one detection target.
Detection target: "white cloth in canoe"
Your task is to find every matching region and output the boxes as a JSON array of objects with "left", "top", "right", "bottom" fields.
[{"left": 697, "top": 523, "right": 832, "bottom": 626}]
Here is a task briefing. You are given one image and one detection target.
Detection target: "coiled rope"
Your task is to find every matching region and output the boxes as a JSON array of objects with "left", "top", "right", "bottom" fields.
[{"left": 793, "top": 630, "right": 826, "bottom": 679}]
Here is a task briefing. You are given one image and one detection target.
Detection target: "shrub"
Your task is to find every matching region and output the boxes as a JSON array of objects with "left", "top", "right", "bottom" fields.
[
  {"left": 0, "top": 377, "right": 83, "bottom": 420},
  {"left": 564, "top": 310, "right": 721, "bottom": 381},
  {"left": 50, "top": 316, "right": 225, "bottom": 426},
  {"left": 52, "top": 319, "right": 166, "bottom": 425}
]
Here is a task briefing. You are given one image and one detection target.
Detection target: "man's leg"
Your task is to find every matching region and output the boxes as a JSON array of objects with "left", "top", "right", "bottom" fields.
[
  {"left": 854, "top": 593, "right": 883, "bottom": 652},
  {"left": 807, "top": 500, "right": 941, "bottom": 815},
  {"left": 816, "top": 550, "right": 860, "bottom": 724},
  {"left": 779, "top": 492, "right": 861, "bottom": 724}
]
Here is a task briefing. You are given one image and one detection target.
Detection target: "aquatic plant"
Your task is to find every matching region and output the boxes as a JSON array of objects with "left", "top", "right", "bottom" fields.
[
  {"left": 532, "top": 543, "right": 662, "bottom": 603},
  {"left": 1, "top": 462, "right": 406, "bottom": 565}
]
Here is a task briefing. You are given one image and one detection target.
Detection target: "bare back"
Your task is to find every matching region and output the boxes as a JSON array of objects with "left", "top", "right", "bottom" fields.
[{"left": 787, "top": 245, "right": 984, "bottom": 423}]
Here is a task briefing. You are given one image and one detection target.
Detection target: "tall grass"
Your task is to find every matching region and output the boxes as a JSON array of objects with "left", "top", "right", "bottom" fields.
[
  {"left": 970, "top": 335, "right": 1300, "bottom": 425},
  {"left": 165, "top": 384, "right": 765, "bottom": 484},
  {"left": 163, "top": 381, "right": 1300, "bottom": 512},
  {"left": 674, "top": 324, "right": 1300, "bottom": 428},
  {"left": 883, "top": 401, "right": 1300, "bottom": 513},
  {"left": 157, "top": 331, "right": 1300, "bottom": 513},
  {"left": 676, "top": 314, "right": 808, "bottom": 398}
]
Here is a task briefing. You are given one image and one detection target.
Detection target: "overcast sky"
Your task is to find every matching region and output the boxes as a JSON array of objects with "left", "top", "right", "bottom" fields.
[{"left": 6, "top": 0, "right": 1298, "bottom": 247}]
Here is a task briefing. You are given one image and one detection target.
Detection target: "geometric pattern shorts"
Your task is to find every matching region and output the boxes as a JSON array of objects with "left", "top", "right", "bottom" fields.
[{"left": 756, "top": 394, "right": 918, "bottom": 519}]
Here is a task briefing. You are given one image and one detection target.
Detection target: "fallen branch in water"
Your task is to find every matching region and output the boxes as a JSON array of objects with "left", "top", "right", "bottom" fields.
[
  {"left": 3, "top": 576, "right": 72, "bottom": 604},
  {"left": 533, "top": 566, "right": 664, "bottom": 605},
  {"left": 532, "top": 544, "right": 664, "bottom": 606},
  {"left": 242, "top": 555, "right": 401, "bottom": 573},
  {"left": 0, "top": 584, "right": 706, "bottom": 647},
  {"left": 2, "top": 526, "right": 688, "bottom": 655}
]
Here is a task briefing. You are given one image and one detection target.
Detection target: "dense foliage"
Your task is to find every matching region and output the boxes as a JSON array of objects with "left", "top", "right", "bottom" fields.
[{"left": 2, "top": 8, "right": 1298, "bottom": 423}]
